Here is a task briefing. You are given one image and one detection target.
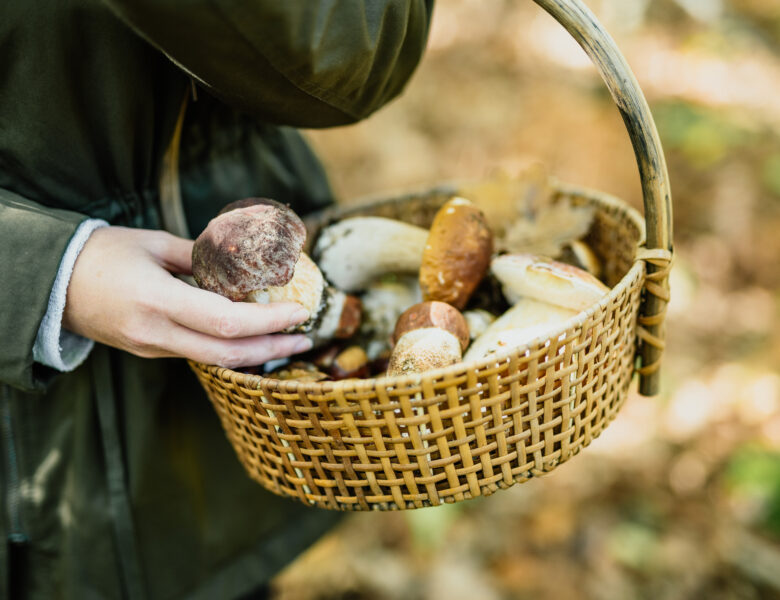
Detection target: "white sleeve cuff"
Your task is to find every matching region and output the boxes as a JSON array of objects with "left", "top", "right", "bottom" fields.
[{"left": 33, "top": 219, "right": 110, "bottom": 372}]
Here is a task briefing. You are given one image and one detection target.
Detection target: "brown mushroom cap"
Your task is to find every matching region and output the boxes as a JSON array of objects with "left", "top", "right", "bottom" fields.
[
  {"left": 217, "top": 197, "right": 276, "bottom": 216},
  {"left": 419, "top": 197, "right": 494, "bottom": 310},
  {"left": 192, "top": 198, "right": 306, "bottom": 301},
  {"left": 392, "top": 301, "right": 470, "bottom": 352}
]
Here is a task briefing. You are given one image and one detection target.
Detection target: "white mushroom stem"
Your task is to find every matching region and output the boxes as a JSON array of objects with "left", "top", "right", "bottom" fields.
[
  {"left": 463, "top": 298, "right": 577, "bottom": 361},
  {"left": 246, "top": 253, "right": 360, "bottom": 344},
  {"left": 247, "top": 253, "right": 323, "bottom": 319},
  {"left": 314, "top": 217, "right": 429, "bottom": 292},
  {"left": 491, "top": 253, "right": 609, "bottom": 311}
]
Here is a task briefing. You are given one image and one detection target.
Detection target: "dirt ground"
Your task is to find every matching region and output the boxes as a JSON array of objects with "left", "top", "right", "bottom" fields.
[{"left": 269, "top": 1, "right": 780, "bottom": 598}]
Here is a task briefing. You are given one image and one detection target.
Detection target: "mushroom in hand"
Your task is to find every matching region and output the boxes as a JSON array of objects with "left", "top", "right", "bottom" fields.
[
  {"left": 387, "top": 301, "right": 469, "bottom": 376},
  {"left": 192, "top": 198, "right": 306, "bottom": 301},
  {"left": 192, "top": 198, "right": 361, "bottom": 345}
]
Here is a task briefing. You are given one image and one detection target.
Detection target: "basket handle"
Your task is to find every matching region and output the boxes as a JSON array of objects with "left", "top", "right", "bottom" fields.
[{"left": 533, "top": 0, "right": 673, "bottom": 396}]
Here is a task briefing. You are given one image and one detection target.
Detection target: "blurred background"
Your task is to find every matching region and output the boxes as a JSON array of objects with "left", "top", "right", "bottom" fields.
[{"left": 271, "top": 1, "right": 780, "bottom": 598}]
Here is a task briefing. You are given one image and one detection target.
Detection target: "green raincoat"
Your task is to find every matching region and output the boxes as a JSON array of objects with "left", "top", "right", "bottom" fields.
[{"left": 0, "top": 1, "right": 433, "bottom": 597}]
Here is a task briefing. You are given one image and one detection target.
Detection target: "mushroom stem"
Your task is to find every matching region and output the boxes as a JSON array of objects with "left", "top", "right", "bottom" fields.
[
  {"left": 246, "top": 253, "right": 361, "bottom": 345},
  {"left": 313, "top": 217, "right": 429, "bottom": 292},
  {"left": 387, "top": 328, "right": 463, "bottom": 376}
]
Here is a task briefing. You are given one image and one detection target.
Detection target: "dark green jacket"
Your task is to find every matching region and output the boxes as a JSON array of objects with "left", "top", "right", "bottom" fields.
[{"left": 0, "top": 1, "right": 432, "bottom": 598}]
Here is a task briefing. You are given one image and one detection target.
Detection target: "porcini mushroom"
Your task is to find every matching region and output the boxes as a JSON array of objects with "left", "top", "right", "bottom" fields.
[
  {"left": 419, "top": 197, "right": 493, "bottom": 309},
  {"left": 192, "top": 198, "right": 306, "bottom": 301},
  {"left": 490, "top": 253, "right": 609, "bottom": 311},
  {"left": 387, "top": 301, "right": 469, "bottom": 376},
  {"left": 463, "top": 298, "right": 577, "bottom": 361},
  {"left": 313, "top": 217, "right": 429, "bottom": 292},
  {"left": 192, "top": 198, "right": 361, "bottom": 345}
]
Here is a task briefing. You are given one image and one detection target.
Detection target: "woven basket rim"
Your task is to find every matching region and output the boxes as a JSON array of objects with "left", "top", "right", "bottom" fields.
[{"left": 189, "top": 181, "right": 647, "bottom": 396}]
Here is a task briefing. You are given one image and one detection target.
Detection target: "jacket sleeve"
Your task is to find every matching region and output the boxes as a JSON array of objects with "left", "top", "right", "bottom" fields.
[
  {"left": 101, "top": 0, "right": 434, "bottom": 128},
  {"left": 0, "top": 188, "right": 90, "bottom": 391}
]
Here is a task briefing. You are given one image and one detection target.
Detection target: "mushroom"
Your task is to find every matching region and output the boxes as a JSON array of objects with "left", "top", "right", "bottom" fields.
[
  {"left": 192, "top": 198, "right": 306, "bottom": 301},
  {"left": 387, "top": 301, "right": 469, "bottom": 376},
  {"left": 463, "top": 298, "right": 577, "bottom": 361},
  {"left": 419, "top": 197, "right": 493, "bottom": 309},
  {"left": 490, "top": 253, "right": 609, "bottom": 311},
  {"left": 192, "top": 198, "right": 361, "bottom": 345},
  {"left": 313, "top": 217, "right": 429, "bottom": 292},
  {"left": 311, "top": 343, "right": 342, "bottom": 372}
]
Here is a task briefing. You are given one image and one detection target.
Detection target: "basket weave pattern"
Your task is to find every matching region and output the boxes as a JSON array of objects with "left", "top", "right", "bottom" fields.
[{"left": 190, "top": 187, "right": 646, "bottom": 510}]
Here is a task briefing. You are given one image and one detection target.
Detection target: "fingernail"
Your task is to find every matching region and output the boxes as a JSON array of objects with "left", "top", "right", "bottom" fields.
[
  {"left": 289, "top": 308, "right": 310, "bottom": 327},
  {"left": 293, "top": 338, "right": 313, "bottom": 353}
]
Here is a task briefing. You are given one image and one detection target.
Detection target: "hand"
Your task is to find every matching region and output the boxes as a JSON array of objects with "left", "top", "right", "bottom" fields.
[{"left": 63, "top": 226, "right": 312, "bottom": 368}]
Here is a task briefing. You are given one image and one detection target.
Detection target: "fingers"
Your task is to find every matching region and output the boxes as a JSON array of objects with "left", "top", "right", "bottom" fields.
[
  {"left": 164, "top": 326, "right": 312, "bottom": 368},
  {"left": 165, "top": 278, "right": 310, "bottom": 338},
  {"left": 150, "top": 231, "right": 194, "bottom": 274}
]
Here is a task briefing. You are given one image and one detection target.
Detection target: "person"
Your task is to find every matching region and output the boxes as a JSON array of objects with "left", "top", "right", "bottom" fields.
[{"left": 0, "top": 1, "right": 433, "bottom": 597}]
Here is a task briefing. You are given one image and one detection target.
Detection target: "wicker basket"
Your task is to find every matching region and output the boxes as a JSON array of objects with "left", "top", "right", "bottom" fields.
[{"left": 189, "top": 0, "right": 673, "bottom": 511}]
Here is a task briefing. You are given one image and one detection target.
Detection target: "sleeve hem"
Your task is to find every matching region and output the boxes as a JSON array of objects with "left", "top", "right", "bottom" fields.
[{"left": 33, "top": 219, "right": 109, "bottom": 372}]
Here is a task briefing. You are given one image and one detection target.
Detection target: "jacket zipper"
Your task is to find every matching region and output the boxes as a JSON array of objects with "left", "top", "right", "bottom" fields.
[{"left": 1, "top": 386, "right": 27, "bottom": 542}]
